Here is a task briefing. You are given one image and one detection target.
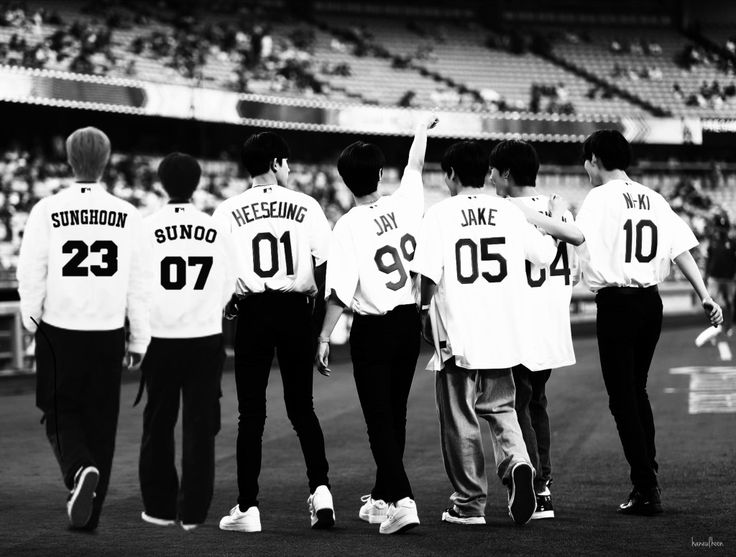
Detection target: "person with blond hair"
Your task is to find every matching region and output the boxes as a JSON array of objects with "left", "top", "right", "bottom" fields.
[{"left": 17, "top": 126, "right": 153, "bottom": 531}]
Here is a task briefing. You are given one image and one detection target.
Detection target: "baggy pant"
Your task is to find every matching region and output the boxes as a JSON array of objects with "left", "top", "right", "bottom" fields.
[
  {"left": 512, "top": 365, "right": 552, "bottom": 492},
  {"left": 350, "top": 304, "right": 420, "bottom": 503},
  {"left": 596, "top": 286, "right": 662, "bottom": 492},
  {"left": 139, "top": 334, "right": 224, "bottom": 524},
  {"left": 234, "top": 292, "right": 330, "bottom": 510},
  {"left": 435, "top": 358, "right": 531, "bottom": 517},
  {"left": 35, "top": 321, "right": 125, "bottom": 530}
]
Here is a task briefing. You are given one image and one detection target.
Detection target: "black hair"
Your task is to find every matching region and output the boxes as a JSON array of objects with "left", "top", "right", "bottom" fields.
[
  {"left": 582, "top": 129, "right": 632, "bottom": 171},
  {"left": 241, "top": 132, "right": 290, "bottom": 177},
  {"left": 157, "top": 152, "right": 201, "bottom": 200},
  {"left": 441, "top": 141, "right": 489, "bottom": 188},
  {"left": 489, "top": 140, "right": 539, "bottom": 186},
  {"left": 337, "top": 141, "right": 386, "bottom": 197}
]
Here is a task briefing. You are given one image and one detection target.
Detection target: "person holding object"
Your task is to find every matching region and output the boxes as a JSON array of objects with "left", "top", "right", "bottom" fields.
[
  {"left": 316, "top": 114, "right": 438, "bottom": 534},
  {"left": 17, "top": 126, "right": 153, "bottom": 530},
  {"left": 509, "top": 130, "right": 722, "bottom": 515},
  {"left": 138, "top": 153, "right": 233, "bottom": 531}
]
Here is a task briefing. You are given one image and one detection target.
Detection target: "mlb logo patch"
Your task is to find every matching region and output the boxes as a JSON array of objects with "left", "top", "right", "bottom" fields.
[{"left": 175, "top": 207, "right": 186, "bottom": 213}]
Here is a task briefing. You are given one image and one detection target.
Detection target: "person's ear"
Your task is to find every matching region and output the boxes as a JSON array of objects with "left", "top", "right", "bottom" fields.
[
  {"left": 271, "top": 158, "right": 279, "bottom": 173},
  {"left": 379, "top": 167, "right": 383, "bottom": 182},
  {"left": 502, "top": 170, "right": 510, "bottom": 181}
]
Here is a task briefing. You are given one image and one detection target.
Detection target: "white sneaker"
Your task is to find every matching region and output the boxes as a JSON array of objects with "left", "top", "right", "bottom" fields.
[
  {"left": 141, "top": 512, "right": 176, "bottom": 526},
  {"left": 219, "top": 505, "right": 261, "bottom": 532},
  {"left": 67, "top": 466, "right": 99, "bottom": 528},
  {"left": 308, "top": 485, "right": 335, "bottom": 529},
  {"left": 695, "top": 325, "right": 722, "bottom": 347},
  {"left": 359, "top": 494, "right": 388, "bottom": 524},
  {"left": 180, "top": 523, "right": 199, "bottom": 531},
  {"left": 379, "top": 497, "right": 420, "bottom": 535},
  {"left": 508, "top": 462, "right": 536, "bottom": 525},
  {"left": 441, "top": 508, "right": 486, "bottom": 525}
]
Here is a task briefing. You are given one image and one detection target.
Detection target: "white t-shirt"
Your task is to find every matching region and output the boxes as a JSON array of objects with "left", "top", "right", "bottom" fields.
[
  {"left": 145, "top": 203, "right": 234, "bottom": 338},
  {"left": 16, "top": 183, "right": 153, "bottom": 353},
  {"left": 412, "top": 192, "right": 556, "bottom": 371},
  {"left": 213, "top": 184, "right": 331, "bottom": 296},
  {"left": 516, "top": 195, "right": 578, "bottom": 371},
  {"left": 575, "top": 179, "right": 698, "bottom": 292},
  {"left": 326, "top": 168, "right": 423, "bottom": 315}
]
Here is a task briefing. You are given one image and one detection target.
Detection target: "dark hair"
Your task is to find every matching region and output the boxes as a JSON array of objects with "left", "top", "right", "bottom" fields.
[
  {"left": 489, "top": 140, "right": 539, "bottom": 186},
  {"left": 157, "top": 152, "right": 201, "bottom": 200},
  {"left": 441, "top": 141, "right": 489, "bottom": 188},
  {"left": 582, "top": 129, "right": 632, "bottom": 171},
  {"left": 241, "top": 132, "right": 290, "bottom": 177},
  {"left": 337, "top": 141, "right": 386, "bottom": 197}
]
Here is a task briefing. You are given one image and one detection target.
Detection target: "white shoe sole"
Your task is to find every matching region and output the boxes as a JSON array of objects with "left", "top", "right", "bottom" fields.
[
  {"left": 531, "top": 510, "right": 555, "bottom": 519},
  {"left": 508, "top": 463, "right": 536, "bottom": 525},
  {"left": 379, "top": 514, "right": 419, "bottom": 534},
  {"left": 68, "top": 467, "right": 99, "bottom": 528},
  {"left": 441, "top": 511, "right": 486, "bottom": 525},
  {"left": 219, "top": 519, "right": 261, "bottom": 532},
  {"left": 141, "top": 512, "right": 176, "bottom": 526},
  {"left": 359, "top": 509, "right": 387, "bottom": 524}
]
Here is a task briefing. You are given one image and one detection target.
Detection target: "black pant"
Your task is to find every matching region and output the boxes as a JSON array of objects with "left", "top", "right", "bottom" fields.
[
  {"left": 234, "top": 292, "right": 330, "bottom": 510},
  {"left": 35, "top": 322, "right": 125, "bottom": 529},
  {"left": 596, "top": 286, "right": 662, "bottom": 492},
  {"left": 350, "top": 304, "right": 420, "bottom": 503},
  {"left": 139, "top": 334, "right": 224, "bottom": 524},
  {"left": 512, "top": 365, "right": 552, "bottom": 492}
]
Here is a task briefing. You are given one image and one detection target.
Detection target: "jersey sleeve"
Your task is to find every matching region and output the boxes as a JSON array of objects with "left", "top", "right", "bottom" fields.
[
  {"left": 412, "top": 208, "right": 443, "bottom": 283},
  {"left": 325, "top": 218, "right": 359, "bottom": 307},
  {"left": 572, "top": 190, "right": 598, "bottom": 246},
  {"left": 563, "top": 210, "right": 582, "bottom": 284},
  {"left": 668, "top": 207, "right": 698, "bottom": 259},
  {"left": 215, "top": 220, "right": 236, "bottom": 307},
  {"left": 392, "top": 167, "right": 424, "bottom": 219},
  {"left": 126, "top": 211, "right": 153, "bottom": 354},
  {"left": 521, "top": 219, "right": 557, "bottom": 267},
  {"left": 307, "top": 198, "right": 332, "bottom": 266},
  {"left": 16, "top": 200, "right": 49, "bottom": 332}
]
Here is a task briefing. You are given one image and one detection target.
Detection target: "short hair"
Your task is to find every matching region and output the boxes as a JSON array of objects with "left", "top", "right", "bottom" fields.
[
  {"left": 337, "top": 141, "right": 386, "bottom": 197},
  {"left": 441, "top": 141, "right": 489, "bottom": 188},
  {"left": 489, "top": 140, "right": 539, "bottom": 186},
  {"left": 582, "top": 129, "right": 632, "bottom": 171},
  {"left": 66, "top": 127, "right": 111, "bottom": 180},
  {"left": 241, "top": 132, "right": 290, "bottom": 177},
  {"left": 157, "top": 152, "right": 201, "bottom": 200}
]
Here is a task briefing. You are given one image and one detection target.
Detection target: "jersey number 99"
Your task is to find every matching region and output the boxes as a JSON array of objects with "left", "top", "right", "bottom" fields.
[{"left": 374, "top": 233, "right": 416, "bottom": 291}]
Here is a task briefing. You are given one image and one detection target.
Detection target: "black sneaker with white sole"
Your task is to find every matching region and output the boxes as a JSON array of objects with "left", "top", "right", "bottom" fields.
[
  {"left": 531, "top": 491, "right": 554, "bottom": 519},
  {"left": 67, "top": 466, "right": 99, "bottom": 528},
  {"left": 617, "top": 487, "right": 663, "bottom": 516},
  {"left": 508, "top": 463, "right": 536, "bottom": 525}
]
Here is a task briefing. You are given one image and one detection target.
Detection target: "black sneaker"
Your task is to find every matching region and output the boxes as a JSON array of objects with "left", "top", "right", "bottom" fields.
[
  {"left": 67, "top": 466, "right": 99, "bottom": 528},
  {"left": 617, "top": 487, "right": 663, "bottom": 516},
  {"left": 507, "top": 463, "right": 536, "bottom": 525},
  {"left": 531, "top": 489, "right": 554, "bottom": 519}
]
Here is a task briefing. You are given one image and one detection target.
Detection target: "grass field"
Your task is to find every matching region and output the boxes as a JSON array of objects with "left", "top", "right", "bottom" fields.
[{"left": 1, "top": 325, "right": 735, "bottom": 557}]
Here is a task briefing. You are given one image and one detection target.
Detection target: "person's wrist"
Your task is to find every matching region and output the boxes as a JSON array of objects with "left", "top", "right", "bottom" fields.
[
  {"left": 318, "top": 336, "right": 330, "bottom": 344},
  {"left": 702, "top": 296, "right": 713, "bottom": 305}
]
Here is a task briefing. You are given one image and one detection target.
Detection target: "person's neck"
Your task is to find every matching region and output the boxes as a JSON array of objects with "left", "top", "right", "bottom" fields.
[
  {"left": 74, "top": 178, "right": 98, "bottom": 184},
  {"left": 355, "top": 191, "right": 381, "bottom": 206},
  {"left": 252, "top": 172, "right": 278, "bottom": 187},
  {"left": 456, "top": 185, "right": 488, "bottom": 196},
  {"left": 168, "top": 198, "right": 190, "bottom": 204},
  {"left": 507, "top": 185, "right": 537, "bottom": 198},
  {"left": 599, "top": 169, "right": 630, "bottom": 185}
]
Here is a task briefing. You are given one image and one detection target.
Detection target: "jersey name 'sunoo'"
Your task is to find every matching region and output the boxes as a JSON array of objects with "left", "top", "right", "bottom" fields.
[
  {"left": 517, "top": 196, "right": 578, "bottom": 371},
  {"left": 145, "top": 204, "right": 234, "bottom": 338},
  {"left": 412, "top": 193, "right": 556, "bottom": 371},
  {"left": 16, "top": 183, "right": 152, "bottom": 353},
  {"left": 575, "top": 179, "right": 698, "bottom": 291},
  {"left": 326, "top": 168, "right": 423, "bottom": 315},
  {"left": 213, "top": 185, "right": 331, "bottom": 296}
]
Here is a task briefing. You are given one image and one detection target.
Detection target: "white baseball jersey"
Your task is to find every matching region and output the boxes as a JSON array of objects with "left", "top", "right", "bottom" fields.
[
  {"left": 575, "top": 179, "right": 698, "bottom": 292},
  {"left": 213, "top": 184, "right": 331, "bottom": 296},
  {"left": 145, "top": 203, "right": 234, "bottom": 338},
  {"left": 412, "top": 192, "right": 556, "bottom": 371},
  {"left": 516, "top": 195, "right": 578, "bottom": 371},
  {"left": 326, "top": 167, "right": 423, "bottom": 315},
  {"left": 17, "top": 183, "right": 152, "bottom": 353}
]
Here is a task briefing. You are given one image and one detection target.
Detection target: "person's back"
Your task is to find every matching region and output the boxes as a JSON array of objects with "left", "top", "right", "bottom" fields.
[
  {"left": 418, "top": 193, "right": 554, "bottom": 370},
  {"left": 576, "top": 179, "right": 695, "bottom": 291}
]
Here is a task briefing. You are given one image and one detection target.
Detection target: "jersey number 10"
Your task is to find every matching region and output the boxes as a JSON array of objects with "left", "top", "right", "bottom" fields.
[{"left": 623, "top": 219, "right": 658, "bottom": 263}]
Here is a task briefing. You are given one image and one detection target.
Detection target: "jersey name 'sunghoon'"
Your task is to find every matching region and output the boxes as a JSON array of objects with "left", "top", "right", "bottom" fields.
[{"left": 51, "top": 209, "right": 128, "bottom": 228}]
